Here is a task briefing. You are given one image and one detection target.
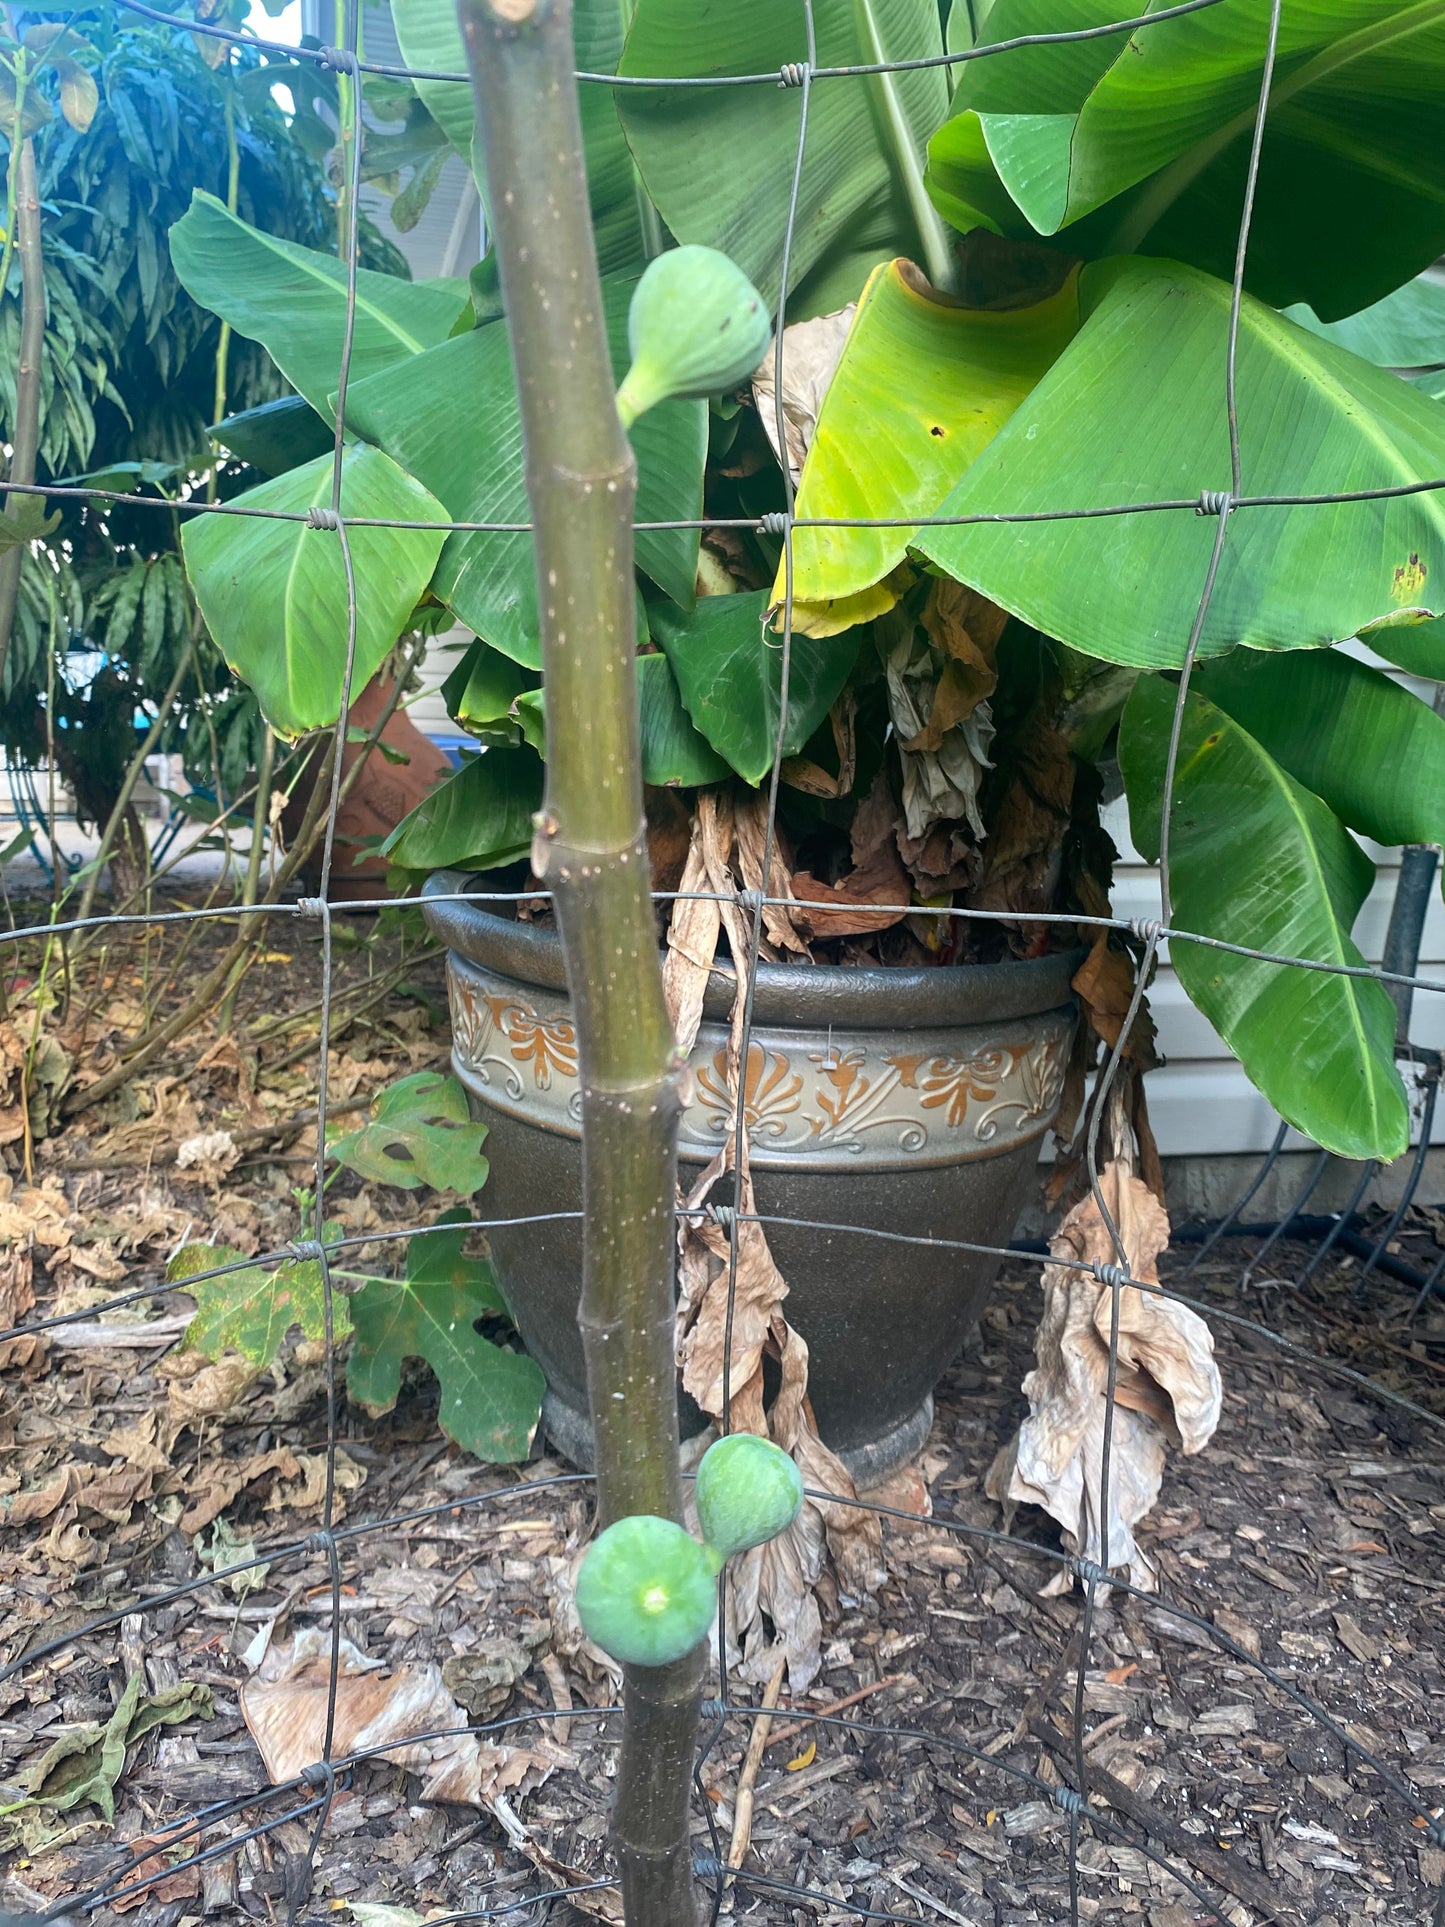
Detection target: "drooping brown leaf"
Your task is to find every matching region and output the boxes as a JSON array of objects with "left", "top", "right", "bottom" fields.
[
  {"left": 790, "top": 767, "right": 913, "bottom": 939},
  {"left": 986, "top": 1163, "right": 1220, "bottom": 1596},
  {"left": 904, "top": 581, "right": 1006, "bottom": 754},
  {"left": 111, "top": 1827, "right": 203, "bottom": 1913},
  {"left": 878, "top": 602, "right": 996, "bottom": 844},
  {"left": 661, "top": 810, "right": 722, "bottom": 1060},
  {"left": 788, "top": 839, "right": 911, "bottom": 941},
  {"left": 733, "top": 791, "right": 810, "bottom": 958},
  {"left": 1071, "top": 935, "right": 1160, "bottom": 1065},
  {"left": 645, "top": 784, "right": 693, "bottom": 896}
]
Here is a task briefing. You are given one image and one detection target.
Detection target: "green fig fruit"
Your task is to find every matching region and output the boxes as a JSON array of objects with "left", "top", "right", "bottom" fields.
[
  {"left": 695, "top": 1433, "right": 804, "bottom": 1561},
  {"left": 615, "top": 245, "right": 772, "bottom": 428},
  {"left": 575, "top": 1514, "right": 718, "bottom": 1668}
]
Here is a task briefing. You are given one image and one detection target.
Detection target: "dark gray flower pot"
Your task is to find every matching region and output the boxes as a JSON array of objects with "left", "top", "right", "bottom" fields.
[{"left": 423, "top": 873, "right": 1077, "bottom": 1487}]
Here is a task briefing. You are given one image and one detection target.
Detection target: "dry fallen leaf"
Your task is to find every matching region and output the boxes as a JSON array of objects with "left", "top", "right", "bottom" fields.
[
  {"left": 157, "top": 1349, "right": 259, "bottom": 1430},
  {"left": 178, "top": 1446, "right": 299, "bottom": 1536},
  {"left": 986, "top": 1163, "right": 1221, "bottom": 1595},
  {"left": 110, "top": 1826, "right": 202, "bottom": 1913},
  {"left": 175, "top": 1129, "right": 242, "bottom": 1184},
  {"left": 241, "top": 1631, "right": 559, "bottom": 1811}
]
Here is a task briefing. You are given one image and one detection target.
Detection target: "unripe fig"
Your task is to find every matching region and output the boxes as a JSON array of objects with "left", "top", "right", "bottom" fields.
[
  {"left": 616, "top": 245, "right": 772, "bottom": 427},
  {"left": 575, "top": 1514, "right": 718, "bottom": 1668},
  {"left": 695, "top": 1433, "right": 803, "bottom": 1560}
]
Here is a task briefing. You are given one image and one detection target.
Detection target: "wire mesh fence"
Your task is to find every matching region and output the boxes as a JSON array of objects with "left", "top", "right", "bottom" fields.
[{"left": 0, "top": 1, "right": 1443, "bottom": 1923}]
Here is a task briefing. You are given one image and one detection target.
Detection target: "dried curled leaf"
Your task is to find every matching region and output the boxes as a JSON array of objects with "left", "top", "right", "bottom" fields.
[
  {"left": 242, "top": 1631, "right": 559, "bottom": 1810},
  {"left": 987, "top": 1162, "right": 1221, "bottom": 1595}
]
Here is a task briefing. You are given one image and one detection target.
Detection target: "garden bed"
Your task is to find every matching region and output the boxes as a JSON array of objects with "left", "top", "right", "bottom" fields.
[{"left": 0, "top": 907, "right": 1441, "bottom": 1927}]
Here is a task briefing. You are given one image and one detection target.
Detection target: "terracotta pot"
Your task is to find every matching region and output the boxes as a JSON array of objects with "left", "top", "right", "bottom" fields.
[
  {"left": 284, "top": 673, "right": 454, "bottom": 903},
  {"left": 423, "top": 873, "right": 1079, "bottom": 1486}
]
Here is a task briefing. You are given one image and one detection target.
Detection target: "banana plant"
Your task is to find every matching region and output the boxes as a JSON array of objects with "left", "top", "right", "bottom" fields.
[{"left": 176, "top": 0, "right": 1445, "bottom": 1171}]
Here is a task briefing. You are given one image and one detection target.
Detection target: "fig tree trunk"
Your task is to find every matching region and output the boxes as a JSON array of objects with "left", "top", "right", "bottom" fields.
[{"left": 456, "top": 6, "right": 702, "bottom": 1924}]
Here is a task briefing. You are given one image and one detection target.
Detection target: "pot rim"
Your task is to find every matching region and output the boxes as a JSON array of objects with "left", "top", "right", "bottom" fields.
[{"left": 423, "top": 869, "right": 1083, "bottom": 1030}]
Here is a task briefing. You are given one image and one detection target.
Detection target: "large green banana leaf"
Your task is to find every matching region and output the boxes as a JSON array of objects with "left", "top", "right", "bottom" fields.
[
  {"left": 1370, "top": 616, "right": 1445, "bottom": 677},
  {"left": 779, "top": 258, "right": 1080, "bottom": 633},
  {"left": 1285, "top": 269, "right": 1445, "bottom": 368},
  {"left": 381, "top": 747, "right": 543, "bottom": 874},
  {"left": 1119, "top": 674, "right": 1409, "bottom": 1161},
  {"left": 507, "top": 657, "right": 732, "bottom": 787},
  {"left": 342, "top": 278, "right": 706, "bottom": 667},
  {"left": 914, "top": 258, "right": 1445, "bottom": 668},
  {"left": 617, "top": 0, "right": 952, "bottom": 310},
  {"left": 182, "top": 447, "right": 447, "bottom": 738},
  {"left": 938, "top": 0, "right": 1445, "bottom": 318},
  {"left": 389, "top": 0, "right": 648, "bottom": 276},
  {"left": 1193, "top": 648, "right": 1445, "bottom": 845},
  {"left": 921, "top": 0, "right": 1032, "bottom": 236},
  {"left": 650, "top": 591, "right": 859, "bottom": 785},
  {"left": 169, "top": 192, "right": 468, "bottom": 420}
]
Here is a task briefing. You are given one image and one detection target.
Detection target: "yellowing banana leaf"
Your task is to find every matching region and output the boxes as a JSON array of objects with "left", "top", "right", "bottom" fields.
[
  {"left": 777, "top": 258, "right": 1080, "bottom": 636},
  {"left": 915, "top": 258, "right": 1445, "bottom": 668}
]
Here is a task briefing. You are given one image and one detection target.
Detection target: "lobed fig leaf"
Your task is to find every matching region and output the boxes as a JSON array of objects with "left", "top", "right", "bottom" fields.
[
  {"left": 616, "top": 245, "right": 771, "bottom": 427},
  {"left": 695, "top": 1433, "right": 803, "bottom": 1560},
  {"left": 575, "top": 1515, "right": 718, "bottom": 1668}
]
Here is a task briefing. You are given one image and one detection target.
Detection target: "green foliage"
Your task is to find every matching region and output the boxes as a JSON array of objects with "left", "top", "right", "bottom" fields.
[
  {"left": 326, "top": 1069, "right": 490, "bottom": 1194},
  {"left": 390, "top": 0, "right": 650, "bottom": 274},
  {"left": 380, "top": 747, "right": 542, "bottom": 874},
  {"left": 575, "top": 1515, "right": 719, "bottom": 1668},
  {"left": 17, "top": 1672, "right": 212, "bottom": 1823},
  {"left": 169, "top": 191, "right": 469, "bottom": 420},
  {"left": 180, "top": 443, "right": 448, "bottom": 738},
  {"left": 169, "top": 1240, "right": 349, "bottom": 1367},
  {"left": 617, "top": 0, "right": 950, "bottom": 310},
  {"left": 914, "top": 259, "right": 1445, "bottom": 667},
  {"left": 487, "top": 657, "right": 731, "bottom": 788},
  {"left": 782, "top": 257, "right": 1080, "bottom": 630},
  {"left": 1285, "top": 269, "right": 1445, "bottom": 370},
  {"left": 694, "top": 1434, "right": 804, "bottom": 1559},
  {"left": 616, "top": 246, "right": 772, "bottom": 425},
  {"left": 164, "top": 0, "right": 1445, "bottom": 1169},
  {"left": 938, "top": 0, "right": 1445, "bottom": 317},
  {"left": 1191, "top": 648, "right": 1445, "bottom": 848},
  {"left": 341, "top": 275, "right": 706, "bottom": 668},
  {"left": 0, "top": 7, "right": 416, "bottom": 834},
  {"left": 1119, "top": 674, "right": 1409, "bottom": 1161},
  {"left": 441, "top": 638, "right": 530, "bottom": 741},
  {"left": 651, "top": 592, "right": 859, "bottom": 786},
  {"left": 347, "top": 1211, "right": 543, "bottom": 1464}
]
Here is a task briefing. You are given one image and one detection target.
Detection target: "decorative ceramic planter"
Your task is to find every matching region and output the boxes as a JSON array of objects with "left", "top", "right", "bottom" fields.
[{"left": 423, "top": 872, "right": 1078, "bottom": 1486}]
